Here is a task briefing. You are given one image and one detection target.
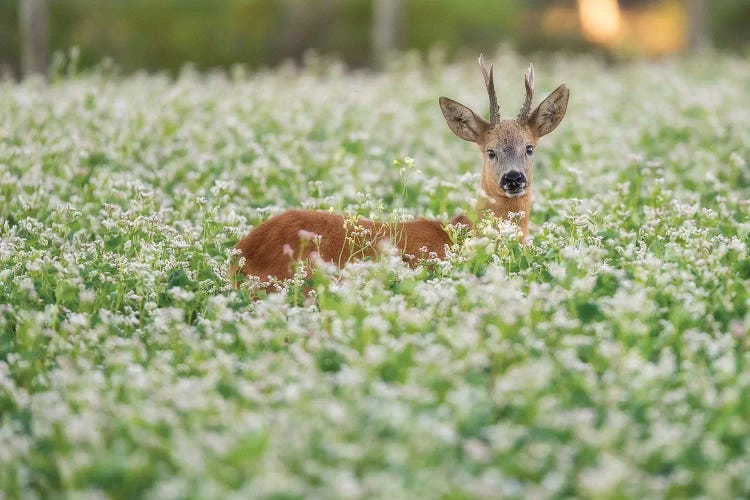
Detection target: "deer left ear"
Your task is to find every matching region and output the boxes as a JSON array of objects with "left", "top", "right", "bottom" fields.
[
  {"left": 439, "top": 97, "right": 489, "bottom": 143},
  {"left": 527, "top": 84, "right": 569, "bottom": 139}
]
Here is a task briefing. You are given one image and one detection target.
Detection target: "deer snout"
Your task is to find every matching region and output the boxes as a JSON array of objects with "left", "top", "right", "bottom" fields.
[{"left": 500, "top": 171, "right": 527, "bottom": 195}]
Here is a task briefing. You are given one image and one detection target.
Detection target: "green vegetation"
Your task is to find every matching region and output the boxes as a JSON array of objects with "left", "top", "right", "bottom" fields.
[
  {"left": 1, "top": 51, "right": 749, "bottom": 497},
  {"left": 2, "top": 1, "right": 750, "bottom": 76}
]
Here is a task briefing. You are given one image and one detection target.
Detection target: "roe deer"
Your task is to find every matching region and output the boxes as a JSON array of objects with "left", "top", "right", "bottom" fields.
[{"left": 230, "top": 55, "right": 569, "bottom": 288}]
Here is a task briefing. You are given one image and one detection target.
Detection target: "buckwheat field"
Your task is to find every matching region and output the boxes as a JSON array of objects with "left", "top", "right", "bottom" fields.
[{"left": 1, "top": 51, "right": 750, "bottom": 498}]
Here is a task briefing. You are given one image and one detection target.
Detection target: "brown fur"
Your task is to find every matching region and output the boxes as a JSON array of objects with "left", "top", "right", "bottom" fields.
[
  {"left": 230, "top": 58, "right": 569, "bottom": 289},
  {"left": 233, "top": 210, "right": 460, "bottom": 284}
]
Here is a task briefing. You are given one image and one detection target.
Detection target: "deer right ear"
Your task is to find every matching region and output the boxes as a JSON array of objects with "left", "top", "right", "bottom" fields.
[
  {"left": 527, "top": 84, "right": 569, "bottom": 139},
  {"left": 439, "top": 97, "right": 489, "bottom": 143}
]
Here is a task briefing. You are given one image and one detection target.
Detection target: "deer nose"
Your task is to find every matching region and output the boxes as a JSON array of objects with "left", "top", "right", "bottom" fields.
[{"left": 500, "top": 171, "right": 526, "bottom": 193}]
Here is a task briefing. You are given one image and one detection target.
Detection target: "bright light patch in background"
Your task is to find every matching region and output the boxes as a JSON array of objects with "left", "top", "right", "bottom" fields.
[
  {"left": 535, "top": 2, "right": 688, "bottom": 58},
  {"left": 577, "top": 0, "right": 622, "bottom": 45}
]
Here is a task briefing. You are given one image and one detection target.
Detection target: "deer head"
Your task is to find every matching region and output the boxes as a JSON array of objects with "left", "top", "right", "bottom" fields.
[{"left": 439, "top": 55, "right": 569, "bottom": 203}]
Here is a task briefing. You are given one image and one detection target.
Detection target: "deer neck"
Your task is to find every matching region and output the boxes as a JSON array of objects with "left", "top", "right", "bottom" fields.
[{"left": 477, "top": 169, "right": 531, "bottom": 238}]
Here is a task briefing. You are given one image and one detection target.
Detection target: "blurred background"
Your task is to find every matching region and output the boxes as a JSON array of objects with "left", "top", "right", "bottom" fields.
[{"left": 2, "top": 0, "right": 749, "bottom": 79}]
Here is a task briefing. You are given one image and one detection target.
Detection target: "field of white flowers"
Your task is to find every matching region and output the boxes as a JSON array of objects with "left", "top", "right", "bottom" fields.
[{"left": 1, "top": 50, "right": 749, "bottom": 498}]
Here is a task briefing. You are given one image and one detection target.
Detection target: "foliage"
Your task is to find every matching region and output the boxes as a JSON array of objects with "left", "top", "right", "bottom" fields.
[
  {"left": 2, "top": 0, "right": 750, "bottom": 77},
  {"left": 1, "top": 50, "right": 750, "bottom": 497}
]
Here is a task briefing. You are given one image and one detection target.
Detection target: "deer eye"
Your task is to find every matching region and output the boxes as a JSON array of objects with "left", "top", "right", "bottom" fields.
[
  {"left": 487, "top": 150, "right": 497, "bottom": 160},
  {"left": 526, "top": 145, "right": 534, "bottom": 156}
]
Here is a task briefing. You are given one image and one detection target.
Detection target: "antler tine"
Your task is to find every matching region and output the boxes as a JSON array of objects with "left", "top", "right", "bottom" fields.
[
  {"left": 518, "top": 62, "right": 535, "bottom": 123},
  {"left": 478, "top": 53, "right": 500, "bottom": 126}
]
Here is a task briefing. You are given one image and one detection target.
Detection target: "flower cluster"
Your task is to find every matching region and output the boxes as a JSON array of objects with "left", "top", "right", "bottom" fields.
[{"left": 1, "top": 50, "right": 749, "bottom": 497}]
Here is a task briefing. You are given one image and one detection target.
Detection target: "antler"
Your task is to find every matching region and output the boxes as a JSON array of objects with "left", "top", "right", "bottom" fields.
[
  {"left": 518, "top": 63, "right": 535, "bottom": 123},
  {"left": 478, "top": 53, "right": 500, "bottom": 126}
]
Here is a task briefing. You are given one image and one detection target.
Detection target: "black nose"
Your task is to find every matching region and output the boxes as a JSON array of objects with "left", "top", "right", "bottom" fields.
[{"left": 501, "top": 171, "right": 526, "bottom": 192}]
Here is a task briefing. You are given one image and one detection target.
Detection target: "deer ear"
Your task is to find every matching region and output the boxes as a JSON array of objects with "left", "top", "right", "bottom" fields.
[
  {"left": 439, "top": 97, "right": 489, "bottom": 143},
  {"left": 527, "top": 84, "right": 569, "bottom": 139}
]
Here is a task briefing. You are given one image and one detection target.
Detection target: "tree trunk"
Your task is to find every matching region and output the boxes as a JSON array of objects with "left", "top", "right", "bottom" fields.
[
  {"left": 19, "top": 0, "right": 49, "bottom": 78},
  {"left": 372, "top": 0, "right": 400, "bottom": 69},
  {"left": 687, "top": 0, "right": 708, "bottom": 52}
]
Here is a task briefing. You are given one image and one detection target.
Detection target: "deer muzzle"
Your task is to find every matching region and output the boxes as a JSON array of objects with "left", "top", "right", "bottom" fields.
[{"left": 500, "top": 170, "right": 527, "bottom": 196}]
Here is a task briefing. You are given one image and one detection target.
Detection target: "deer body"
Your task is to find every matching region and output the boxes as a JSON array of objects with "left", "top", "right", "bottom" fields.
[
  {"left": 231, "top": 56, "right": 569, "bottom": 287},
  {"left": 233, "top": 210, "right": 470, "bottom": 282}
]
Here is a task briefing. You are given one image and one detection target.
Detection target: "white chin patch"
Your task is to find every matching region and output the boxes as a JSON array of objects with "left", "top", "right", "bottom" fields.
[{"left": 502, "top": 185, "right": 527, "bottom": 198}]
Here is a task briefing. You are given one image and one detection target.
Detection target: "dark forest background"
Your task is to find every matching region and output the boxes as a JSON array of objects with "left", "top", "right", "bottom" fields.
[{"left": 2, "top": 0, "right": 749, "bottom": 78}]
